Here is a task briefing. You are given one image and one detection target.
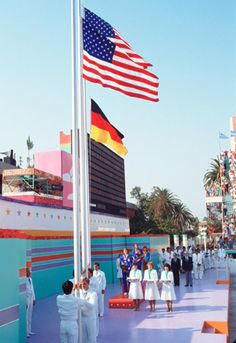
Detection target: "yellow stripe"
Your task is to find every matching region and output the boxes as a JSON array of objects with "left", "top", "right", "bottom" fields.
[{"left": 90, "top": 126, "right": 128, "bottom": 156}]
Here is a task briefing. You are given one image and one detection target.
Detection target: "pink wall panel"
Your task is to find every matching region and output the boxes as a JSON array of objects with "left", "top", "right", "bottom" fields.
[
  {"left": 61, "top": 151, "right": 79, "bottom": 208},
  {"left": 35, "top": 151, "right": 79, "bottom": 209},
  {"left": 35, "top": 151, "right": 62, "bottom": 177}
]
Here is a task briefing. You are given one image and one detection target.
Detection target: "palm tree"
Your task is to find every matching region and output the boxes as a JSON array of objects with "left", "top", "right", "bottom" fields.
[
  {"left": 203, "top": 158, "right": 221, "bottom": 188},
  {"left": 150, "top": 187, "right": 177, "bottom": 220},
  {"left": 26, "top": 136, "right": 34, "bottom": 167},
  {"left": 172, "top": 201, "right": 194, "bottom": 232}
]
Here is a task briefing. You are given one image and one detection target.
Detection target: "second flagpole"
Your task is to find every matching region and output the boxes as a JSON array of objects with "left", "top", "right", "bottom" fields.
[{"left": 77, "top": 0, "right": 91, "bottom": 272}]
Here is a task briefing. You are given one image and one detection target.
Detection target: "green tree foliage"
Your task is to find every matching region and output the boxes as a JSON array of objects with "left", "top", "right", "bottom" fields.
[
  {"left": 203, "top": 158, "right": 221, "bottom": 188},
  {"left": 26, "top": 136, "right": 34, "bottom": 167},
  {"left": 130, "top": 186, "right": 196, "bottom": 235}
]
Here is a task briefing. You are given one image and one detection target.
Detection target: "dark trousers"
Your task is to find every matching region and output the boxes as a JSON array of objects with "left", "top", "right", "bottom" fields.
[
  {"left": 122, "top": 272, "right": 129, "bottom": 293},
  {"left": 185, "top": 271, "right": 193, "bottom": 285},
  {"left": 173, "top": 270, "right": 180, "bottom": 286}
]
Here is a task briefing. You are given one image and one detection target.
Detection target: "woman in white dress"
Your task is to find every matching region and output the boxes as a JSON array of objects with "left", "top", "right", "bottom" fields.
[
  {"left": 160, "top": 263, "right": 176, "bottom": 312},
  {"left": 144, "top": 261, "right": 160, "bottom": 312},
  {"left": 128, "top": 262, "right": 143, "bottom": 311}
]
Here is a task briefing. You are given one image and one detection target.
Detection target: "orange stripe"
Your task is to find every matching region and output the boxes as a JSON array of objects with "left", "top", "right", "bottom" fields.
[
  {"left": 32, "top": 252, "right": 73, "bottom": 263},
  {"left": 60, "top": 131, "right": 71, "bottom": 145},
  {"left": 19, "top": 268, "right": 27, "bottom": 277},
  {"left": 26, "top": 261, "right": 32, "bottom": 268}
]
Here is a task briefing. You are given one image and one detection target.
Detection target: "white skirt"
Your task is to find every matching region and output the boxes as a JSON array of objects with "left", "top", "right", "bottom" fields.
[
  {"left": 145, "top": 281, "right": 160, "bottom": 300},
  {"left": 160, "top": 283, "right": 176, "bottom": 301},
  {"left": 129, "top": 281, "right": 143, "bottom": 299}
]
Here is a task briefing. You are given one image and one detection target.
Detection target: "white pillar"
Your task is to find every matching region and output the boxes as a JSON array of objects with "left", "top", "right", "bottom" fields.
[{"left": 173, "top": 234, "right": 179, "bottom": 249}]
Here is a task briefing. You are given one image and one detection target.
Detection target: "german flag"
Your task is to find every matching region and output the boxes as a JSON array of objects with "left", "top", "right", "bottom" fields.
[{"left": 90, "top": 100, "right": 128, "bottom": 157}]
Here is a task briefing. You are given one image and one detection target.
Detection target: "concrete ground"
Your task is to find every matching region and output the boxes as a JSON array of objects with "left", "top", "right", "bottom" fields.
[{"left": 29, "top": 269, "right": 229, "bottom": 343}]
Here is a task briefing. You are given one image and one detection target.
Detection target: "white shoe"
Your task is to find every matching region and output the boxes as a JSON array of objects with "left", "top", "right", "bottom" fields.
[
  {"left": 29, "top": 332, "right": 35, "bottom": 335},
  {"left": 99, "top": 313, "right": 104, "bottom": 317},
  {"left": 124, "top": 292, "right": 127, "bottom": 296}
]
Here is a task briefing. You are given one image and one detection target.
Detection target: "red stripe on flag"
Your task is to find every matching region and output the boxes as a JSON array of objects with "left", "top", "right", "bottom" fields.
[
  {"left": 83, "top": 54, "right": 158, "bottom": 91},
  {"left": 83, "top": 63, "right": 158, "bottom": 96},
  {"left": 83, "top": 74, "right": 159, "bottom": 102},
  {"left": 91, "top": 111, "right": 123, "bottom": 144}
]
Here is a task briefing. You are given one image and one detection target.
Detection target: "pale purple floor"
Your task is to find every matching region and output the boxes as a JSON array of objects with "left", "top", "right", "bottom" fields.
[{"left": 29, "top": 269, "right": 229, "bottom": 343}]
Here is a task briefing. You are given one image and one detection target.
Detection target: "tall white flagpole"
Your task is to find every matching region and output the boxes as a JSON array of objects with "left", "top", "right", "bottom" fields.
[
  {"left": 77, "top": 1, "right": 91, "bottom": 271},
  {"left": 71, "top": 0, "right": 80, "bottom": 285}
]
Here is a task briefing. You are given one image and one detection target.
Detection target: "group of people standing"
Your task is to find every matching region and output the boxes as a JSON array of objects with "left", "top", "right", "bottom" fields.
[
  {"left": 160, "top": 244, "right": 227, "bottom": 286},
  {"left": 118, "top": 244, "right": 176, "bottom": 312},
  {"left": 116, "top": 243, "right": 228, "bottom": 314},
  {"left": 57, "top": 262, "right": 106, "bottom": 343}
]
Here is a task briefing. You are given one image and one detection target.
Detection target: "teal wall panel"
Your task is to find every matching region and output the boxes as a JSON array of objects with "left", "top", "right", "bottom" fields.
[
  {"left": 0, "top": 321, "right": 19, "bottom": 343},
  {"left": 0, "top": 233, "right": 170, "bottom": 343}
]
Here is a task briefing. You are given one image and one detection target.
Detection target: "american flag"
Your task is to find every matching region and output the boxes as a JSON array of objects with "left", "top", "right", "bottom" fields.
[
  {"left": 83, "top": 17, "right": 159, "bottom": 102},
  {"left": 84, "top": 8, "right": 152, "bottom": 69}
]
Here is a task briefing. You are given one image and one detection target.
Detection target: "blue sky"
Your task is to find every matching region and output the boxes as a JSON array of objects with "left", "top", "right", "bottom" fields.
[{"left": 0, "top": 0, "right": 235, "bottom": 219}]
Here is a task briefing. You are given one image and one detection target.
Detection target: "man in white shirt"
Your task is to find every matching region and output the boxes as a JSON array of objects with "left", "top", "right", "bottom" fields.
[
  {"left": 93, "top": 263, "right": 106, "bottom": 317},
  {"left": 159, "top": 248, "right": 167, "bottom": 267},
  {"left": 192, "top": 250, "right": 204, "bottom": 280},
  {"left": 79, "top": 277, "right": 98, "bottom": 343},
  {"left": 26, "top": 268, "right": 36, "bottom": 338},
  {"left": 218, "top": 247, "right": 226, "bottom": 268},
  {"left": 57, "top": 280, "right": 85, "bottom": 343}
]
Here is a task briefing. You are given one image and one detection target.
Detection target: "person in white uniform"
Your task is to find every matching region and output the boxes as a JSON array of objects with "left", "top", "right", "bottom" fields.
[
  {"left": 116, "top": 254, "right": 123, "bottom": 285},
  {"left": 93, "top": 263, "right": 106, "bottom": 317},
  {"left": 84, "top": 269, "right": 99, "bottom": 337},
  {"left": 128, "top": 262, "right": 143, "bottom": 310},
  {"left": 143, "top": 261, "right": 160, "bottom": 312},
  {"left": 57, "top": 280, "right": 85, "bottom": 343},
  {"left": 26, "top": 268, "right": 36, "bottom": 338},
  {"left": 192, "top": 249, "right": 204, "bottom": 279},
  {"left": 79, "top": 277, "right": 98, "bottom": 343},
  {"left": 165, "top": 247, "right": 172, "bottom": 264},
  {"left": 160, "top": 263, "right": 176, "bottom": 312},
  {"left": 159, "top": 248, "right": 167, "bottom": 267},
  {"left": 218, "top": 247, "right": 226, "bottom": 268}
]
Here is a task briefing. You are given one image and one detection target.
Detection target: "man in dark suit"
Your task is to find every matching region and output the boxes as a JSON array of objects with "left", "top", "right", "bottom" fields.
[
  {"left": 171, "top": 253, "right": 181, "bottom": 286},
  {"left": 182, "top": 252, "right": 193, "bottom": 287}
]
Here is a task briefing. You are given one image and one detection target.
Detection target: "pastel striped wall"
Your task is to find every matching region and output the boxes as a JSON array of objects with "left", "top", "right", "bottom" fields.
[
  {"left": 0, "top": 239, "right": 27, "bottom": 343},
  {"left": 0, "top": 233, "right": 169, "bottom": 343},
  {"left": 31, "top": 239, "right": 74, "bottom": 299}
]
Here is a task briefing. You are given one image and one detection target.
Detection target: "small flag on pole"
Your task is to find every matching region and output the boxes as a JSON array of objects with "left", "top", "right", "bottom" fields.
[
  {"left": 219, "top": 132, "right": 229, "bottom": 139},
  {"left": 60, "top": 131, "right": 71, "bottom": 153},
  {"left": 83, "top": 14, "right": 159, "bottom": 102},
  {"left": 230, "top": 131, "right": 236, "bottom": 137},
  {"left": 84, "top": 9, "right": 152, "bottom": 69},
  {"left": 90, "top": 100, "right": 128, "bottom": 156}
]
